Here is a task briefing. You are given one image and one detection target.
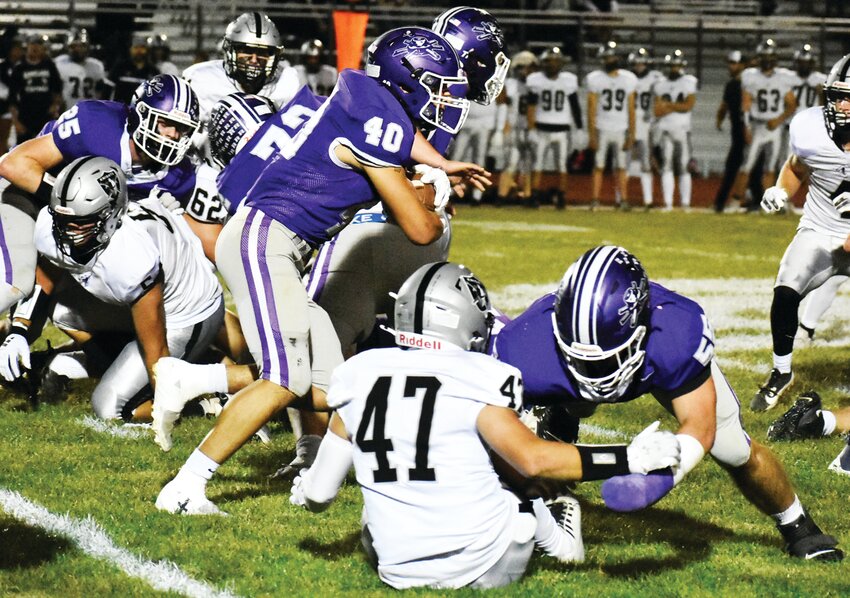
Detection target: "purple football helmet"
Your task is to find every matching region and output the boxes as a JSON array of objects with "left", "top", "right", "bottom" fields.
[
  {"left": 366, "top": 27, "right": 469, "bottom": 134},
  {"left": 128, "top": 75, "right": 200, "bottom": 166},
  {"left": 208, "top": 92, "right": 275, "bottom": 167},
  {"left": 432, "top": 6, "right": 510, "bottom": 105},
  {"left": 552, "top": 246, "right": 650, "bottom": 403}
]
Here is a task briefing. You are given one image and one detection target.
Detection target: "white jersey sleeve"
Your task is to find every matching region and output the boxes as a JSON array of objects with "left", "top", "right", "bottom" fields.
[{"left": 328, "top": 347, "right": 524, "bottom": 589}]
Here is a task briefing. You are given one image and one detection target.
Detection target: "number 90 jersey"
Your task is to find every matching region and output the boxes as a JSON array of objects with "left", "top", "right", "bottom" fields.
[
  {"left": 240, "top": 70, "right": 416, "bottom": 248},
  {"left": 585, "top": 69, "right": 638, "bottom": 132},
  {"left": 525, "top": 71, "right": 579, "bottom": 127},
  {"left": 327, "top": 346, "right": 524, "bottom": 588},
  {"left": 791, "top": 107, "right": 850, "bottom": 237},
  {"left": 742, "top": 67, "right": 795, "bottom": 121}
]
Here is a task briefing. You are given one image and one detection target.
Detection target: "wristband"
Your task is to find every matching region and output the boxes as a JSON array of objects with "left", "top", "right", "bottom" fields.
[
  {"left": 672, "top": 433, "right": 705, "bottom": 484},
  {"left": 576, "top": 444, "right": 630, "bottom": 481},
  {"left": 34, "top": 175, "right": 55, "bottom": 204}
]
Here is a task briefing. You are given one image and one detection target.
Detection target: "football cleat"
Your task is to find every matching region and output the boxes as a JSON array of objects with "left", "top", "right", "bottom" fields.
[
  {"left": 270, "top": 434, "right": 322, "bottom": 480},
  {"left": 828, "top": 438, "right": 850, "bottom": 477},
  {"left": 794, "top": 324, "right": 816, "bottom": 347},
  {"left": 544, "top": 494, "right": 585, "bottom": 563},
  {"left": 767, "top": 392, "right": 825, "bottom": 441},
  {"left": 778, "top": 511, "right": 843, "bottom": 561},
  {"left": 155, "top": 479, "right": 226, "bottom": 516},
  {"left": 751, "top": 369, "right": 794, "bottom": 412}
]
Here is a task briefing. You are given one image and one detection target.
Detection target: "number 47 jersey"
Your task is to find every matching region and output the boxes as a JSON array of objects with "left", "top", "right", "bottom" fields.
[{"left": 327, "top": 347, "right": 525, "bottom": 588}]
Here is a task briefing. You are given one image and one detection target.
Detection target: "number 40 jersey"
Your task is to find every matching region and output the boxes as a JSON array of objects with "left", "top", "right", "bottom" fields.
[{"left": 327, "top": 346, "right": 525, "bottom": 589}]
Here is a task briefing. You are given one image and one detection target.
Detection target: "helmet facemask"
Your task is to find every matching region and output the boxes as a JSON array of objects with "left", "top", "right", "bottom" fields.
[
  {"left": 132, "top": 102, "right": 199, "bottom": 166},
  {"left": 51, "top": 209, "right": 117, "bottom": 264},
  {"left": 223, "top": 40, "right": 281, "bottom": 93},
  {"left": 415, "top": 68, "right": 470, "bottom": 134},
  {"left": 824, "top": 84, "right": 850, "bottom": 144}
]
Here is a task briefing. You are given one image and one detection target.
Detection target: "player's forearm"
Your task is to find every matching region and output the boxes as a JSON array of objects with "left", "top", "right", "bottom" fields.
[
  {"left": 410, "top": 130, "right": 448, "bottom": 170},
  {"left": 776, "top": 155, "right": 807, "bottom": 197},
  {"left": 0, "top": 147, "right": 45, "bottom": 192}
]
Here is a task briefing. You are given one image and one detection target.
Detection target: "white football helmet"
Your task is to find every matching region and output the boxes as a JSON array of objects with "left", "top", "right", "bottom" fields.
[{"left": 222, "top": 12, "right": 285, "bottom": 93}]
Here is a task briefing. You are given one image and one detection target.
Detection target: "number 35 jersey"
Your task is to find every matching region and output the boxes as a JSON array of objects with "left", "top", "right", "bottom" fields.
[
  {"left": 327, "top": 347, "right": 524, "bottom": 588},
  {"left": 791, "top": 106, "right": 850, "bottom": 237},
  {"left": 242, "top": 69, "right": 416, "bottom": 248},
  {"left": 585, "top": 69, "right": 637, "bottom": 132},
  {"left": 34, "top": 198, "right": 221, "bottom": 328}
]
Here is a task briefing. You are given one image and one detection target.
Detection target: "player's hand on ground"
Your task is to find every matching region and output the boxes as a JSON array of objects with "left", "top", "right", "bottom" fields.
[
  {"left": 626, "top": 421, "right": 681, "bottom": 475},
  {"left": 761, "top": 186, "right": 789, "bottom": 213},
  {"left": 0, "top": 333, "right": 30, "bottom": 382}
]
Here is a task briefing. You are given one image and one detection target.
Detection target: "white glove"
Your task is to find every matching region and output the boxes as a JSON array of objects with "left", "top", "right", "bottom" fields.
[
  {"left": 151, "top": 402, "right": 180, "bottom": 452},
  {"left": 626, "top": 421, "right": 681, "bottom": 475},
  {"left": 289, "top": 469, "right": 310, "bottom": 507},
  {"left": 149, "top": 186, "right": 184, "bottom": 215},
  {"left": 0, "top": 333, "right": 30, "bottom": 382},
  {"left": 761, "top": 186, "right": 789, "bottom": 213},
  {"left": 413, "top": 164, "right": 451, "bottom": 214}
]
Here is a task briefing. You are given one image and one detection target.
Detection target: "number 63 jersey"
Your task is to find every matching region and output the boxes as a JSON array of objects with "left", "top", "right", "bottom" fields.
[
  {"left": 34, "top": 198, "right": 222, "bottom": 328},
  {"left": 790, "top": 106, "right": 850, "bottom": 237},
  {"left": 327, "top": 347, "right": 525, "bottom": 588}
]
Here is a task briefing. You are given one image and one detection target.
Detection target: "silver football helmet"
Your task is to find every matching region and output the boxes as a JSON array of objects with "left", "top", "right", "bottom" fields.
[
  {"left": 49, "top": 156, "right": 128, "bottom": 264},
  {"left": 393, "top": 262, "right": 494, "bottom": 353},
  {"left": 824, "top": 54, "right": 850, "bottom": 144},
  {"left": 222, "top": 12, "right": 285, "bottom": 93}
]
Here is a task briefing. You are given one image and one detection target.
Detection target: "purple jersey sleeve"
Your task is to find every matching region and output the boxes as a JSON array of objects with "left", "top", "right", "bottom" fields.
[
  {"left": 428, "top": 128, "right": 455, "bottom": 157},
  {"left": 125, "top": 158, "right": 197, "bottom": 202},
  {"left": 50, "top": 100, "right": 127, "bottom": 164}
]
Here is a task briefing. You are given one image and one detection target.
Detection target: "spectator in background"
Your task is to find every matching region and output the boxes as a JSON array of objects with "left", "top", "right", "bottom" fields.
[
  {"left": 9, "top": 33, "right": 62, "bottom": 143},
  {"left": 148, "top": 34, "right": 180, "bottom": 76},
  {"left": 714, "top": 50, "right": 746, "bottom": 213},
  {"left": 0, "top": 36, "right": 21, "bottom": 155},
  {"left": 294, "top": 39, "right": 337, "bottom": 97},
  {"left": 108, "top": 34, "right": 160, "bottom": 103}
]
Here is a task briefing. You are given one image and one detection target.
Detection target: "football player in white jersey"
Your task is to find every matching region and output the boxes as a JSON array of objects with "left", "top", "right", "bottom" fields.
[
  {"left": 497, "top": 50, "right": 538, "bottom": 203},
  {"left": 732, "top": 39, "right": 797, "bottom": 206},
  {"left": 789, "top": 44, "right": 826, "bottom": 116},
  {"left": 294, "top": 39, "right": 338, "bottom": 97},
  {"left": 54, "top": 29, "right": 107, "bottom": 108},
  {"left": 756, "top": 54, "right": 850, "bottom": 412},
  {"left": 526, "top": 47, "right": 582, "bottom": 209},
  {"left": 148, "top": 34, "right": 180, "bottom": 77},
  {"left": 290, "top": 262, "right": 681, "bottom": 590},
  {"left": 586, "top": 41, "right": 636, "bottom": 210},
  {"left": 0, "top": 157, "right": 224, "bottom": 420},
  {"left": 653, "top": 50, "right": 698, "bottom": 210},
  {"left": 628, "top": 48, "right": 662, "bottom": 208},
  {"left": 182, "top": 12, "right": 300, "bottom": 149}
]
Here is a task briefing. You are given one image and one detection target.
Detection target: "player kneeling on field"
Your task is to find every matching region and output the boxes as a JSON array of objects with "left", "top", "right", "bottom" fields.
[
  {"left": 0, "top": 156, "right": 224, "bottom": 420},
  {"left": 290, "top": 262, "right": 681, "bottom": 590}
]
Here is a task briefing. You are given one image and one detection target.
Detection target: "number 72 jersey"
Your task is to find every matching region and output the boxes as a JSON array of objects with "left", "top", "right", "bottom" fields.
[{"left": 327, "top": 347, "right": 524, "bottom": 577}]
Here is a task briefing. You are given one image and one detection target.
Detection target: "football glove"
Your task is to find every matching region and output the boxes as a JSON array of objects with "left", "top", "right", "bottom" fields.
[
  {"left": 626, "top": 420, "right": 681, "bottom": 475},
  {"left": 413, "top": 164, "right": 451, "bottom": 214},
  {"left": 0, "top": 333, "right": 30, "bottom": 382},
  {"left": 149, "top": 185, "right": 184, "bottom": 216},
  {"left": 767, "top": 391, "right": 826, "bottom": 441},
  {"left": 761, "top": 186, "right": 789, "bottom": 213}
]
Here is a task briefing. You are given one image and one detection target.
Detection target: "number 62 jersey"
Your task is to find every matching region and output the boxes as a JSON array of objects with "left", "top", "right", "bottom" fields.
[
  {"left": 327, "top": 346, "right": 524, "bottom": 588},
  {"left": 791, "top": 106, "right": 850, "bottom": 237}
]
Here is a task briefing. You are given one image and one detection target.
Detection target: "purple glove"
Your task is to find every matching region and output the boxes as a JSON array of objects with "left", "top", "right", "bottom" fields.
[{"left": 600, "top": 467, "right": 675, "bottom": 512}]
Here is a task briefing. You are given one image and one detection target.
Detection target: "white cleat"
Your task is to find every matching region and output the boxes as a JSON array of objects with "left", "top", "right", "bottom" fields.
[
  {"left": 152, "top": 357, "right": 200, "bottom": 451},
  {"left": 545, "top": 494, "right": 585, "bottom": 563},
  {"left": 155, "top": 479, "right": 226, "bottom": 516},
  {"left": 828, "top": 442, "right": 850, "bottom": 477}
]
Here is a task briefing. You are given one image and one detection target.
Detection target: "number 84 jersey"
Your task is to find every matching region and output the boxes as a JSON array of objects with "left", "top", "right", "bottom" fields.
[
  {"left": 327, "top": 347, "right": 524, "bottom": 584},
  {"left": 792, "top": 106, "right": 850, "bottom": 237}
]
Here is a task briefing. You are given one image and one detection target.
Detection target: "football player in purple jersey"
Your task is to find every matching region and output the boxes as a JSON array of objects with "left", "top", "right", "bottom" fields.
[
  {"left": 0, "top": 74, "right": 200, "bottom": 316},
  {"left": 492, "top": 245, "right": 842, "bottom": 561},
  {"left": 154, "top": 26, "right": 474, "bottom": 515}
]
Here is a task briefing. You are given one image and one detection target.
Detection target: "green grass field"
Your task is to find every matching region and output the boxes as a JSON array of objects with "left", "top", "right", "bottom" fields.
[{"left": 2, "top": 206, "right": 850, "bottom": 597}]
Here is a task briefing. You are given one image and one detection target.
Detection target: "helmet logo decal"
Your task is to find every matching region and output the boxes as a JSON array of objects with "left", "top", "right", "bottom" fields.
[
  {"left": 392, "top": 31, "right": 446, "bottom": 61},
  {"left": 145, "top": 77, "right": 164, "bottom": 96},
  {"left": 96, "top": 170, "right": 120, "bottom": 199},
  {"left": 457, "top": 275, "right": 488, "bottom": 311},
  {"left": 618, "top": 279, "right": 647, "bottom": 328},
  {"left": 472, "top": 22, "right": 503, "bottom": 45}
]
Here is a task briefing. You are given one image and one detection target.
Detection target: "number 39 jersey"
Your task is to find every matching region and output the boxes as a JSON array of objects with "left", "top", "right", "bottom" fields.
[
  {"left": 585, "top": 69, "right": 637, "bottom": 132},
  {"left": 328, "top": 346, "right": 524, "bottom": 588},
  {"left": 525, "top": 71, "right": 578, "bottom": 127},
  {"left": 243, "top": 69, "right": 415, "bottom": 248},
  {"left": 34, "top": 198, "right": 222, "bottom": 328},
  {"left": 791, "top": 107, "right": 850, "bottom": 237},
  {"left": 742, "top": 67, "right": 795, "bottom": 121}
]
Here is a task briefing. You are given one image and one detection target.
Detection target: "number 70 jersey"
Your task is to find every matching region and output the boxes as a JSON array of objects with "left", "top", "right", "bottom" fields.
[{"left": 327, "top": 347, "right": 524, "bottom": 580}]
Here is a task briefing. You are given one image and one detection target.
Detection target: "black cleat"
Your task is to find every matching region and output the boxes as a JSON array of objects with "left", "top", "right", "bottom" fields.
[
  {"left": 778, "top": 511, "right": 843, "bottom": 561},
  {"left": 767, "top": 391, "right": 825, "bottom": 441},
  {"left": 751, "top": 369, "right": 794, "bottom": 412}
]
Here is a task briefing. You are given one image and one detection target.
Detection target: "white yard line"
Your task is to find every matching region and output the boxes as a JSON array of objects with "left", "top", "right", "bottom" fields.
[
  {"left": 79, "top": 416, "right": 151, "bottom": 440},
  {"left": 578, "top": 423, "right": 630, "bottom": 440},
  {"left": 0, "top": 489, "right": 240, "bottom": 598}
]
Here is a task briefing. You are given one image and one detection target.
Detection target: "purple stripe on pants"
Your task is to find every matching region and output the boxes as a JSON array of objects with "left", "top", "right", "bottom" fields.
[
  {"left": 307, "top": 236, "right": 337, "bottom": 302},
  {"left": 240, "top": 209, "right": 273, "bottom": 380},
  {"left": 0, "top": 214, "right": 13, "bottom": 285},
  {"left": 255, "top": 213, "right": 289, "bottom": 387}
]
